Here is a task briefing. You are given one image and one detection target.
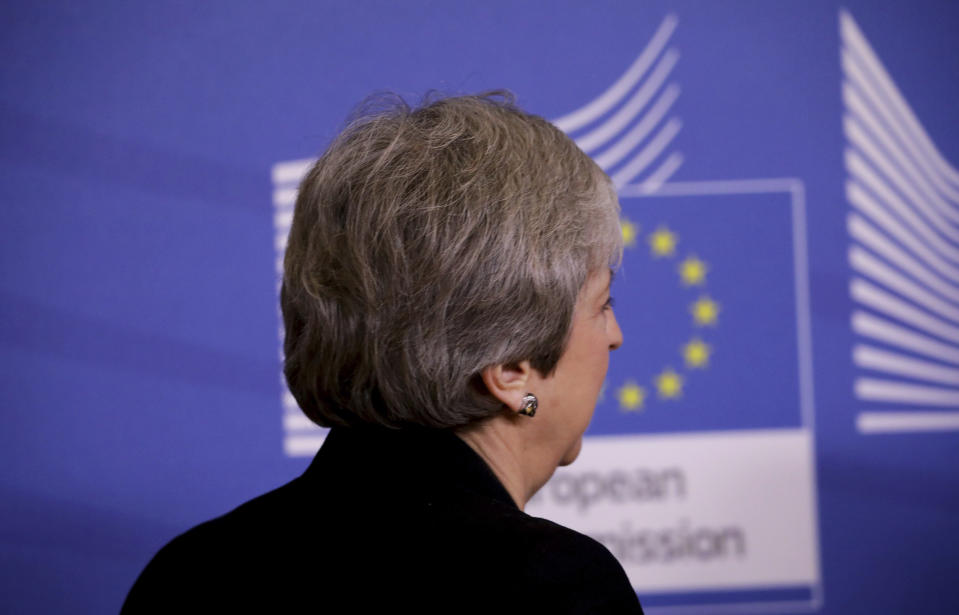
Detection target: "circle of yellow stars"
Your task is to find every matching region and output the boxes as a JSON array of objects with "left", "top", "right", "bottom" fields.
[{"left": 614, "top": 219, "right": 720, "bottom": 412}]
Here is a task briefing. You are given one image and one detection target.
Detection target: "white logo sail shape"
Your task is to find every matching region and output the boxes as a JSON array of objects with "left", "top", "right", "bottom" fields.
[
  {"left": 841, "top": 11, "right": 959, "bottom": 198},
  {"left": 842, "top": 10, "right": 959, "bottom": 434},
  {"left": 553, "top": 14, "right": 683, "bottom": 192},
  {"left": 272, "top": 159, "right": 330, "bottom": 456}
]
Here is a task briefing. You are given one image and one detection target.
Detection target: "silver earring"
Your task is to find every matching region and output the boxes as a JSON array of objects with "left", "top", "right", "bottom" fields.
[{"left": 518, "top": 393, "right": 538, "bottom": 417}]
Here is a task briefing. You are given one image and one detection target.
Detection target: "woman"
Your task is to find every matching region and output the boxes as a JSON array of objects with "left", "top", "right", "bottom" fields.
[{"left": 123, "top": 93, "right": 643, "bottom": 613}]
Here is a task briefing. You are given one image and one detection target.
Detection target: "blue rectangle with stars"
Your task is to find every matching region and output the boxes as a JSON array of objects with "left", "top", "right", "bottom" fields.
[{"left": 590, "top": 189, "right": 803, "bottom": 436}]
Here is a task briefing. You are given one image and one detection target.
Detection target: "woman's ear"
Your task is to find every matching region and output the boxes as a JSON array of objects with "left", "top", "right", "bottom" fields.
[{"left": 480, "top": 361, "right": 533, "bottom": 412}]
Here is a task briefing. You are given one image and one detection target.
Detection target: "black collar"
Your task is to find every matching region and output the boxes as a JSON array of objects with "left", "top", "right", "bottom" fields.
[{"left": 304, "top": 426, "right": 518, "bottom": 509}]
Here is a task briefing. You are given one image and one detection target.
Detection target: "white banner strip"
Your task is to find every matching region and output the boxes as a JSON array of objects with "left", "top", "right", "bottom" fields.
[{"left": 857, "top": 411, "right": 959, "bottom": 433}]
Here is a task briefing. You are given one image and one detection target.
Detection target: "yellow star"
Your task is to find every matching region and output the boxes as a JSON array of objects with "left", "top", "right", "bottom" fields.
[
  {"left": 616, "top": 381, "right": 645, "bottom": 411},
  {"left": 678, "top": 255, "right": 709, "bottom": 286},
  {"left": 655, "top": 368, "right": 683, "bottom": 399},
  {"left": 620, "top": 218, "right": 639, "bottom": 248},
  {"left": 648, "top": 225, "right": 678, "bottom": 257},
  {"left": 691, "top": 295, "right": 720, "bottom": 326},
  {"left": 683, "top": 338, "right": 712, "bottom": 368}
]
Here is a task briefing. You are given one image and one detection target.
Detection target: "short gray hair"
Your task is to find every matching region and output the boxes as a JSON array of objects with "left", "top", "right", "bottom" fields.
[{"left": 281, "top": 92, "right": 621, "bottom": 429}]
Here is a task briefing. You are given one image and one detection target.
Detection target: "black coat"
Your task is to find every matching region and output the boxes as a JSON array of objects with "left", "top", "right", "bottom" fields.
[{"left": 122, "top": 426, "right": 644, "bottom": 613}]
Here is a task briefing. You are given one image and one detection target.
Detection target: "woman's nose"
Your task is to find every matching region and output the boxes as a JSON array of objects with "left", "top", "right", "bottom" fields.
[{"left": 608, "top": 309, "right": 623, "bottom": 350}]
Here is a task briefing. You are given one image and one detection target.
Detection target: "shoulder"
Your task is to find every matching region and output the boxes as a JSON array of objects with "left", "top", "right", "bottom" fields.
[
  {"left": 514, "top": 514, "right": 643, "bottom": 613},
  {"left": 431, "top": 498, "right": 642, "bottom": 613},
  {"left": 121, "top": 478, "right": 314, "bottom": 612}
]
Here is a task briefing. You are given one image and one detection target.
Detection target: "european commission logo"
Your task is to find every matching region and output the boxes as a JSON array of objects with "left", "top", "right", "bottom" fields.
[
  {"left": 270, "top": 11, "right": 823, "bottom": 612},
  {"left": 269, "top": 15, "right": 815, "bottom": 442},
  {"left": 841, "top": 10, "right": 959, "bottom": 435}
]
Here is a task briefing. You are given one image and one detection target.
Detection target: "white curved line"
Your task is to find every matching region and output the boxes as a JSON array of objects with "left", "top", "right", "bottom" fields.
[
  {"left": 855, "top": 378, "right": 959, "bottom": 407},
  {"left": 846, "top": 113, "right": 959, "bottom": 240},
  {"left": 610, "top": 118, "right": 681, "bottom": 188},
  {"left": 852, "top": 310, "right": 959, "bottom": 365},
  {"left": 272, "top": 187, "right": 298, "bottom": 208},
  {"left": 841, "top": 48, "right": 959, "bottom": 214},
  {"left": 624, "top": 178, "right": 800, "bottom": 196},
  {"left": 634, "top": 152, "right": 684, "bottom": 193},
  {"left": 847, "top": 150, "right": 959, "bottom": 265},
  {"left": 854, "top": 344, "right": 959, "bottom": 386},
  {"left": 575, "top": 50, "right": 680, "bottom": 153},
  {"left": 850, "top": 276, "right": 959, "bottom": 342},
  {"left": 274, "top": 210, "right": 293, "bottom": 230},
  {"left": 272, "top": 159, "right": 314, "bottom": 185},
  {"left": 283, "top": 413, "right": 316, "bottom": 430},
  {"left": 283, "top": 435, "right": 326, "bottom": 457},
  {"left": 858, "top": 411, "right": 959, "bottom": 433},
  {"left": 846, "top": 180, "right": 959, "bottom": 284},
  {"left": 848, "top": 213, "right": 959, "bottom": 306},
  {"left": 553, "top": 14, "right": 678, "bottom": 133},
  {"left": 841, "top": 10, "right": 959, "bottom": 190},
  {"left": 844, "top": 84, "right": 959, "bottom": 225},
  {"left": 849, "top": 248, "right": 959, "bottom": 325},
  {"left": 593, "top": 85, "right": 680, "bottom": 169}
]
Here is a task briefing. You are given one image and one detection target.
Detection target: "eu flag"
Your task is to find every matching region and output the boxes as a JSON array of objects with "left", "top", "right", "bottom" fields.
[{"left": 591, "top": 183, "right": 809, "bottom": 435}]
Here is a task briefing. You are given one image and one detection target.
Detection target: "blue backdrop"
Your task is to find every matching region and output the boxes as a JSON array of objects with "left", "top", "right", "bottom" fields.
[{"left": 2, "top": 1, "right": 958, "bottom": 613}]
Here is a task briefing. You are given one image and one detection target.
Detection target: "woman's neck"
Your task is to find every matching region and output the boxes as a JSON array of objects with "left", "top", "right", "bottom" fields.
[{"left": 455, "top": 416, "right": 556, "bottom": 510}]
